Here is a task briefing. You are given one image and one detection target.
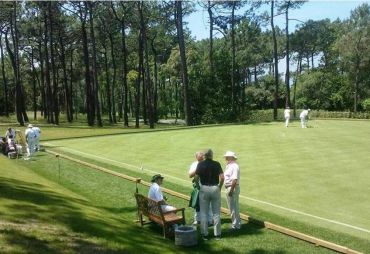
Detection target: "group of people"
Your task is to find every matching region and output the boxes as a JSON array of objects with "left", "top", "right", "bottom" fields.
[
  {"left": 0, "top": 128, "right": 20, "bottom": 157},
  {"left": 284, "top": 107, "right": 311, "bottom": 128},
  {"left": 0, "top": 124, "right": 41, "bottom": 159},
  {"left": 148, "top": 149, "right": 241, "bottom": 241}
]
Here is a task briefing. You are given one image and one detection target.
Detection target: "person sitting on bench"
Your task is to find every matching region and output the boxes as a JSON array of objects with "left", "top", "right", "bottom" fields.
[
  {"left": 148, "top": 174, "right": 177, "bottom": 212},
  {"left": 5, "top": 128, "right": 15, "bottom": 142}
]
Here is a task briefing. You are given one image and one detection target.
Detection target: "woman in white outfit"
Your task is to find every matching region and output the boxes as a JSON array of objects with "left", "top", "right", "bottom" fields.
[{"left": 284, "top": 107, "right": 291, "bottom": 127}]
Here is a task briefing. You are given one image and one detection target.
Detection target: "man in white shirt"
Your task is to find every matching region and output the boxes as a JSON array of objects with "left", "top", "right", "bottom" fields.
[
  {"left": 224, "top": 151, "right": 241, "bottom": 230},
  {"left": 24, "top": 124, "right": 36, "bottom": 159},
  {"left": 32, "top": 126, "right": 41, "bottom": 151},
  {"left": 300, "top": 108, "right": 310, "bottom": 128},
  {"left": 148, "top": 174, "right": 176, "bottom": 212}
]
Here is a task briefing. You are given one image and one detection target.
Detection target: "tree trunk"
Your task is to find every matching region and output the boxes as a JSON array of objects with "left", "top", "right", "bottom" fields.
[
  {"left": 285, "top": 3, "right": 291, "bottom": 108},
  {"left": 103, "top": 44, "right": 113, "bottom": 124},
  {"left": 43, "top": 3, "right": 54, "bottom": 123},
  {"left": 69, "top": 48, "right": 74, "bottom": 120},
  {"left": 292, "top": 55, "right": 301, "bottom": 118},
  {"left": 48, "top": 2, "right": 59, "bottom": 125},
  {"left": 139, "top": 2, "right": 154, "bottom": 128},
  {"left": 80, "top": 3, "right": 94, "bottom": 126},
  {"left": 175, "top": 1, "right": 192, "bottom": 125},
  {"left": 29, "top": 45, "right": 37, "bottom": 120},
  {"left": 112, "top": 2, "right": 129, "bottom": 126},
  {"left": 208, "top": 1, "right": 214, "bottom": 75},
  {"left": 0, "top": 32, "right": 9, "bottom": 117},
  {"left": 120, "top": 20, "right": 129, "bottom": 127},
  {"left": 88, "top": 2, "right": 102, "bottom": 127},
  {"left": 231, "top": 1, "right": 236, "bottom": 116},
  {"left": 151, "top": 38, "right": 159, "bottom": 122},
  {"left": 135, "top": 4, "right": 143, "bottom": 128},
  {"left": 58, "top": 28, "right": 72, "bottom": 122},
  {"left": 108, "top": 33, "right": 117, "bottom": 124},
  {"left": 271, "top": 0, "right": 279, "bottom": 120},
  {"left": 38, "top": 22, "right": 46, "bottom": 118},
  {"left": 8, "top": 3, "right": 28, "bottom": 125},
  {"left": 354, "top": 62, "right": 360, "bottom": 112}
]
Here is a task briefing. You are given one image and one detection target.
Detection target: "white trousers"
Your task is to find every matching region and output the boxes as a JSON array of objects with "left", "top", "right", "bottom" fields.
[
  {"left": 300, "top": 117, "right": 307, "bottom": 128},
  {"left": 225, "top": 185, "right": 241, "bottom": 229},
  {"left": 34, "top": 137, "right": 40, "bottom": 150},
  {"left": 194, "top": 205, "right": 213, "bottom": 223},
  {"left": 285, "top": 116, "right": 290, "bottom": 127},
  {"left": 160, "top": 204, "right": 176, "bottom": 213},
  {"left": 199, "top": 185, "right": 221, "bottom": 237},
  {"left": 27, "top": 140, "right": 35, "bottom": 157}
]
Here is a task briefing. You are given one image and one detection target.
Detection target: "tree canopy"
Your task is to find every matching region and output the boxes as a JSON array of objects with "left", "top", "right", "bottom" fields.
[{"left": 0, "top": 1, "right": 369, "bottom": 127}]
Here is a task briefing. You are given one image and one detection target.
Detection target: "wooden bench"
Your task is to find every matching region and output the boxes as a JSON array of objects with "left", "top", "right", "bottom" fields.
[{"left": 134, "top": 193, "right": 186, "bottom": 238}]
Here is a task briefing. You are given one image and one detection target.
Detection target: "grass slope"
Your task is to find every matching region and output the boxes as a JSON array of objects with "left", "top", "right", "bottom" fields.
[{"left": 0, "top": 153, "right": 337, "bottom": 254}]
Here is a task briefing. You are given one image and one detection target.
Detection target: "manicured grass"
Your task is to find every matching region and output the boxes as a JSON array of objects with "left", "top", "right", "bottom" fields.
[
  {"left": 44, "top": 120, "right": 370, "bottom": 241},
  {"left": 2, "top": 119, "right": 369, "bottom": 253},
  {"left": 0, "top": 153, "right": 336, "bottom": 253}
]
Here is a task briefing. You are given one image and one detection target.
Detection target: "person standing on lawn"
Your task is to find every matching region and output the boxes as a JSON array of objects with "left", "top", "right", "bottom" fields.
[
  {"left": 189, "top": 151, "right": 213, "bottom": 225},
  {"left": 284, "top": 106, "right": 291, "bottom": 127},
  {"left": 300, "top": 108, "right": 310, "bottom": 128},
  {"left": 32, "top": 125, "right": 41, "bottom": 151},
  {"left": 24, "top": 124, "right": 36, "bottom": 160},
  {"left": 223, "top": 151, "right": 241, "bottom": 230},
  {"left": 194, "top": 149, "right": 224, "bottom": 240}
]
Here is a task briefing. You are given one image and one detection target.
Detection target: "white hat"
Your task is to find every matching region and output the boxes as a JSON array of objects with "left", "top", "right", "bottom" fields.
[
  {"left": 224, "top": 151, "right": 237, "bottom": 159},
  {"left": 28, "top": 124, "right": 33, "bottom": 128}
]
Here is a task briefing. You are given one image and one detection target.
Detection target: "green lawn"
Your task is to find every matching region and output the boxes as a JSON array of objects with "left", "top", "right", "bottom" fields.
[
  {"left": 43, "top": 119, "right": 370, "bottom": 241},
  {"left": 1, "top": 119, "right": 369, "bottom": 253},
  {"left": 0, "top": 150, "right": 338, "bottom": 253}
]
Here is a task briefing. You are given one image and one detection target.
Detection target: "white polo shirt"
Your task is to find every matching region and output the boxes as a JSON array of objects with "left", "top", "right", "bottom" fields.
[
  {"left": 224, "top": 161, "right": 240, "bottom": 187},
  {"left": 148, "top": 182, "right": 164, "bottom": 201}
]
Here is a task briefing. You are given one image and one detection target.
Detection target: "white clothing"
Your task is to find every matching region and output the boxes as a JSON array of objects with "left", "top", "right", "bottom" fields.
[
  {"left": 148, "top": 182, "right": 176, "bottom": 212},
  {"left": 5, "top": 129, "right": 16, "bottom": 141},
  {"left": 188, "top": 161, "right": 198, "bottom": 176},
  {"left": 300, "top": 110, "right": 309, "bottom": 128},
  {"left": 32, "top": 127, "right": 41, "bottom": 150},
  {"left": 224, "top": 161, "right": 240, "bottom": 187},
  {"left": 199, "top": 185, "right": 221, "bottom": 237},
  {"left": 25, "top": 127, "right": 36, "bottom": 157},
  {"left": 224, "top": 161, "right": 241, "bottom": 229},
  {"left": 284, "top": 109, "right": 291, "bottom": 127}
]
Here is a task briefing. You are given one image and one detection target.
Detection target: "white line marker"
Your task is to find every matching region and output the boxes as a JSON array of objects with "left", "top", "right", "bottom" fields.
[
  {"left": 239, "top": 195, "right": 370, "bottom": 234},
  {"left": 44, "top": 142, "right": 370, "bottom": 234}
]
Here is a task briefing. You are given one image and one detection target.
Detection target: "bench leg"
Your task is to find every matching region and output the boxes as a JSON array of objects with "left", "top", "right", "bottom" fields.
[
  {"left": 163, "top": 225, "right": 167, "bottom": 238},
  {"left": 138, "top": 213, "right": 144, "bottom": 226}
]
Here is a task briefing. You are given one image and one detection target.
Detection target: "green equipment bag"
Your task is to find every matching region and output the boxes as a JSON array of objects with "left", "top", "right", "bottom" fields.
[{"left": 189, "top": 184, "right": 199, "bottom": 209}]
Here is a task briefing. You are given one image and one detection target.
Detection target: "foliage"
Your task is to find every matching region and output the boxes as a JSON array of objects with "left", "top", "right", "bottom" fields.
[
  {"left": 0, "top": 2, "right": 370, "bottom": 125},
  {"left": 295, "top": 70, "right": 352, "bottom": 110}
]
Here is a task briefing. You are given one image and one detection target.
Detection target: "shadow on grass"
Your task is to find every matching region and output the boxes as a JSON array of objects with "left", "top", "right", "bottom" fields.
[
  {"left": 0, "top": 176, "right": 198, "bottom": 253},
  {"left": 248, "top": 249, "right": 286, "bottom": 254},
  {"left": 1, "top": 228, "right": 57, "bottom": 254}
]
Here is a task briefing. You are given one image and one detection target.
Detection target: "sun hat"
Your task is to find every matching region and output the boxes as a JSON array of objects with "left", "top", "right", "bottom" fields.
[
  {"left": 28, "top": 124, "right": 33, "bottom": 128},
  {"left": 224, "top": 151, "right": 237, "bottom": 159},
  {"left": 151, "top": 174, "right": 164, "bottom": 182}
]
